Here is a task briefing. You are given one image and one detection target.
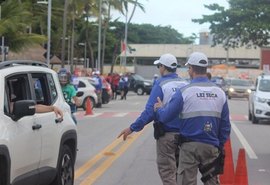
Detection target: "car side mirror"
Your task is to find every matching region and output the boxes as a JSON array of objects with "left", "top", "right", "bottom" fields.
[{"left": 12, "top": 100, "right": 36, "bottom": 121}]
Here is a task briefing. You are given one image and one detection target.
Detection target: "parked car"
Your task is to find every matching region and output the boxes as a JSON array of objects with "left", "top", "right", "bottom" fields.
[
  {"left": 248, "top": 74, "right": 270, "bottom": 124},
  {"left": 227, "top": 78, "right": 253, "bottom": 99},
  {"left": 0, "top": 60, "right": 77, "bottom": 185},
  {"left": 76, "top": 77, "right": 98, "bottom": 110},
  {"left": 128, "top": 74, "right": 153, "bottom": 95}
]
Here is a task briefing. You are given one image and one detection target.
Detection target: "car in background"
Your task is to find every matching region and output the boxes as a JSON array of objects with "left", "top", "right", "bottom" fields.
[
  {"left": 227, "top": 78, "right": 253, "bottom": 99},
  {"left": 248, "top": 74, "right": 270, "bottom": 124},
  {"left": 76, "top": 77, "right": 98, "bottom": 110},
  {"left": 128, "top": 74, "right": 153, "bottom": 95}
]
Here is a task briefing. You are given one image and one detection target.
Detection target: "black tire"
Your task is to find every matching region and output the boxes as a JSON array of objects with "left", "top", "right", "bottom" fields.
[
  {"left": 251, "top": 112, "right": 259, "bottom": 124},
  {"left": 50, "top": 145, "right": 74, "bottom": 185},
  {"left": 136, "top": 87, "right": 144, "bottom": 95},
  {"left": 82, "top": 97, "right": 95, "bottom": 111},
  {"left": 248, "top": 110, "right": 252, "bottom": 121},
  {"left": 0, "top": 156, "right": 7, "bottom": 185}
]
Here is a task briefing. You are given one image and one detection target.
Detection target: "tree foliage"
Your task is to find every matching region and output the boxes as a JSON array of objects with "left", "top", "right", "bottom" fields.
[{"left": 192, "top": 0, "right": 270, "bottom": 48}]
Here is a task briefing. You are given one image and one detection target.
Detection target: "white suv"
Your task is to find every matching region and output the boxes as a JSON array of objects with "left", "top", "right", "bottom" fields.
[
  {"left": 248, "top": 74, "right": 270, "bottom": 124},
  {"left": 0, "top": 60, "right": 77, "bottom": 185}
]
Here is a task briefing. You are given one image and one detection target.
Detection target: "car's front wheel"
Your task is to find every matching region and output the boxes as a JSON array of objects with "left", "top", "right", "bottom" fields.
[
  {"left": 136, "top": 87, "right": 144, "bottom": 95},
  {"left": 248, "top": 109, "right": 252, "bottom": 121},
  {"left": 251, "top": 111, "right": 259, "bottom": 124},
  {"left": 50, "top": 145, "right": 74, "bottom": 185}
]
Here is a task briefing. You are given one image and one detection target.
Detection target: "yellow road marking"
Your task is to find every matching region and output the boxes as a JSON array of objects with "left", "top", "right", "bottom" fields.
[
  {"left": 75, "top": 138, "right": 122, "bottom": 179},
  {"left": 74, "top": 126, "right": 148, "bottom": 185},
  {"left": 79, "top": 131, "right": 144, "bottom": 185}
]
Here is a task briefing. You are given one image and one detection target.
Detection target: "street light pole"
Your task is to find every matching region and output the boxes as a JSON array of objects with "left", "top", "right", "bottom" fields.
[
  {"left": 79, "top": 42, "right": 87, "bottom": 68},
  {"left": 97, "top": 0, "right": 102, "bottom": 71},
  {"left": 37, "top": 0, "right": 51, "bottom": 65},
  {"left": 123, "top": 9, "right": 128, "bottom": 70},
  {"left": 0, "top": 5, "right": 5, "bottom": 62},
  {"left": 47, "top": 0, "right": 51, "bottom": 66}
]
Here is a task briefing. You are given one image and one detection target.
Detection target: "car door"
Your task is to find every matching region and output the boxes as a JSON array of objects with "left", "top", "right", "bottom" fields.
[
  {"left": 30, "top": 73, "right": 62, "bottom": 169},
  {"left": 5, "top": 74, "right": 41, "bottom": 184}
]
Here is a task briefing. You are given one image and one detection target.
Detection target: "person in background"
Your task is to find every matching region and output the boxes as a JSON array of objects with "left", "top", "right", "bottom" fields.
[
  {"left": 118, "top": 53, "right": 188, "bottom": 185},
  {"left": 207, "top": 72, "right": 212, "bottom": 80},
  {"left": 92, "top": 71, "right": 103, "bottom": 107},
  {"left": 58, "top": 68, "right": 80, "bottom": 124},
  {"left": 112, "top": 73, "right": 120, "bottom": 100},
  {"left": 153, "top": 74, "right": 159, "bottom": 86},
  {"left": 154, "top": 52, "right": 231, "bottom": 185},
  {"left": 119, "top": 73, "right": 129, "bottom": 100}
]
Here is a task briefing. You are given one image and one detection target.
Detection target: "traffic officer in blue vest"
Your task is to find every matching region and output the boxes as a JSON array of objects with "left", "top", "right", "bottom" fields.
[
  {"left": 118, "top": 53, "right": 188, "bottom": 185},
  {"left": 154, "top": 52, "right": 231, "bottom": 185}
]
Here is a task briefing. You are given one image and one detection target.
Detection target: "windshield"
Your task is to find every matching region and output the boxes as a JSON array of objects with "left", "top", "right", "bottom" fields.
[
  {"left": 132, "top": 74, "right": 145, "bottom": 81},
  {"left": 231, "top": 79, "right": 252, "bottom": 86},
  {"left": 259, "top": 79, "right": 270, "bottom": 92}
]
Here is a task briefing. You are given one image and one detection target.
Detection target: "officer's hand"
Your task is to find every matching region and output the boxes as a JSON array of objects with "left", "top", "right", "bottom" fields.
[
  {"left": 154, "top": 97, "right": 163, "bottom": 112},
  {"left": 117, "top": 127, "right": 132, "bottom": 140}
]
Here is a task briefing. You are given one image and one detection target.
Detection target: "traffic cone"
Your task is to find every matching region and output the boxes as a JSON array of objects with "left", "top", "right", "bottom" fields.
[
  {"left": 234, "top": 148, "right": 248, "bottom": 185},
  {"left": 85, "top": 97, "right": 93, "bottom": 115},
  {"left": 219, "top": 139, "right": 234, "bottom": 185}
]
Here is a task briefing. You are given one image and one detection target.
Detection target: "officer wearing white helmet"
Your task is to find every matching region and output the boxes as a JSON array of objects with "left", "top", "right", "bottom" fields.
[
  {"left": 154, "top": 52, "right": 231, "bottom": 185},
  {"left": 118, "top": 53, "right": 188, "bottom": 185}
]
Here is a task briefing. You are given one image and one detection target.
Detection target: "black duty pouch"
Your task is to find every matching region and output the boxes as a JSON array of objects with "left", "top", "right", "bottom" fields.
[{"left": 153, "top": 121, "right": 165, "bottom": 140}]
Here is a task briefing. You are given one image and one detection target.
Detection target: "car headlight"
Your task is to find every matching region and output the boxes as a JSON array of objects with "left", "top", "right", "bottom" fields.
[
  {"left": 144, "top": 82, "right": 151, "bottom": 86},
  {"left": 247, "top": 89, "right": 252, "bottom": 93},
  {"left": 255, "top": 96, "right": 267, "bottom": 103},
  {"left": 229, "top": 87, "right": 234, "bottom": 92}
]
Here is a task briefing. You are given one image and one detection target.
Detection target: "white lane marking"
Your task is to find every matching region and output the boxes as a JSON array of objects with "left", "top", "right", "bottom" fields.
[
  {"left": 113, "top": 113, "right": 129, "bottom": 117},
  {"left": 84, "top": 113, "right": 103, "bottom": 117},
  {"left": 231, "top": 121, "right": 258, "bottom": 159}
]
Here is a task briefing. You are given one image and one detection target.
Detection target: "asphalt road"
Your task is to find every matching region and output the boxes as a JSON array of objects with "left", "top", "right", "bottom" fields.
[{"left": 74, "top": 93, "right": 270, "bottom": 185}]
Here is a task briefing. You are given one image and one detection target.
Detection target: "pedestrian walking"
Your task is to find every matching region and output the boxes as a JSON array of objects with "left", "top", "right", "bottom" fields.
[
  {"left": 154, "top": 52, "right": 231, "bottom": 185},
  {"left": 92, "top": 71, "right": 103, "bottom": 107},
  {"left": 119, "top": 73, "right": 129, "bottom": 100},
  {"left": 118, "top": 53, "right": 188, "bottom": 185}
]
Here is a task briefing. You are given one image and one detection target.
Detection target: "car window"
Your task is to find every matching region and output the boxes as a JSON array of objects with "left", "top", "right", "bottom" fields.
[
  {"left": 78, "top": 81, "right": 86, "bottom": 88},
  {"left": 31, "top": 73, "right": 57, "bottom": 105},
  {"left": 47, "top": 74, "right": 58, "bottom": 103},
  {"left": 132, "top": 74, "right": 145, "bottom": 81},
  {"left": 259, "top": 79, "right": 270, "bottom": 92},
  {"left": 4, "top": 87, "right": 9, "bottom": 115},
  {"left": 231, "top": 79, "right": 251, "bottom": 86},
  {"left": 5, "top": 74, "right": 31, "bottom": 115}
]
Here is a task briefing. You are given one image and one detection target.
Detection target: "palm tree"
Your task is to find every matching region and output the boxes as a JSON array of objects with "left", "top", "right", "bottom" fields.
[
  {"left": 103, "top": 0, "right": 145, "bottom": 73},
  {"left": 0, "top": 0, "right": 46, "bottom": 54}
]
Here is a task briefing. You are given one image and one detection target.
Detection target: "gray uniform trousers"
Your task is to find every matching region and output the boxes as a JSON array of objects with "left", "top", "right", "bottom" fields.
[
  {"left": 156, "top": 132, "right": 179, "bottom": 185},
  {"left": 177, "top": 142, "right": 220, "bottom": 185}
]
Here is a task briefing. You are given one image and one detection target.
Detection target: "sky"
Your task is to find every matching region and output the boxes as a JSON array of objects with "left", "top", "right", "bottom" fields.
[{"left": 112, "top": 0, "right": 229, "bottom": 38}]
